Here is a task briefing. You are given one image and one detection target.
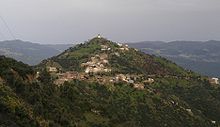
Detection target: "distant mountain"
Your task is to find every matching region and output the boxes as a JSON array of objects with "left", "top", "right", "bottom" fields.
[
  {"left": 0, "top": 40, "right": 73, "bottom": 65},
  {"left": 44, "top": 43, "right": 73, "bottom": 52},
  {"left": 128, "top": 40, "right": 220, "bottom": 77}
]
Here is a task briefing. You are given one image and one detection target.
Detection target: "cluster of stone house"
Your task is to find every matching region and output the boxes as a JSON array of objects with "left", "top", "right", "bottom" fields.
[
  {"left": 109, "top": 74, "right": 154, "bottom": 90},
  {"left": 81, "top": 54, "right": 111, "bottom": 74},
  {"left": 119, "top": 47, "right": 129, "bottom": 51},
  {"left": 110, "top": 74, "right": 154, "bottom": 84},
  {"left": 54, "top": 71, "right": 78, "bottom": 85},
  {"left": 110, "top": 74, "right": 135, "bottom": 83},
  {"left": 101, "top": 44, "right": 111, "bottom": 51},
  {"left": 116, "top": 42, "right": 129, "bottom": 51},
  {"left": 45, "top": 65, "right": 155, "bottom": 90},
  {"left": 58, "top": 71, "right": 78, "bottom": 80}
]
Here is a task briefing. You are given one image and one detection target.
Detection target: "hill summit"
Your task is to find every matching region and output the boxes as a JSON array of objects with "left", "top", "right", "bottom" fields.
[{"left": 38, "top": 36, "right": 193, "bottom": 86}]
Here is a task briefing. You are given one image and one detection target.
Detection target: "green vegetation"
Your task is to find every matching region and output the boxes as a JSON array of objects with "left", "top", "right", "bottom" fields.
[
  {"left": 1, "top": 76, "right": 219, "bottom": 126},
  {"left": 154, "top": 56, "right": 187, "bottom": 75}
]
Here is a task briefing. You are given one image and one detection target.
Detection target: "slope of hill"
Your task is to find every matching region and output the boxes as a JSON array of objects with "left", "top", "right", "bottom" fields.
[
  {"left": 0, "top": 56, "right": 41, "bottom": 126},
  {"left": 0, "top": 40, "right": 73, "bottom": 65},
  {"left": 1, "top": 37, "right": 220, "bottom": 127},
  {"left": 38, "top": 37, "right": 189, "bottom": 76},
  {"left": 128, "top": 40, "right": 220, "bottom": 77}
]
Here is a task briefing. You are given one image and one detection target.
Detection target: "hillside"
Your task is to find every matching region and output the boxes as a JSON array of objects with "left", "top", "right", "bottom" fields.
[
  {"left": 0, "top": 40, "right": 73, "bottom": 65},
  {"left": 1, "top": 37, "right": 220, "bottom": 127},
  {"left": 127, "top": 40, "right": 220, "bottom": 77},
  {"left": 0, "top": 56, "right": 41, "bottom": 126}
]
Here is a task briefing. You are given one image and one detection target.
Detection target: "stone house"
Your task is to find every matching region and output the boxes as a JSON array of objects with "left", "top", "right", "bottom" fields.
[
  {"left": 133, "top": 83, "right": 144, "bottom": 90},
  {"left": 48, "top": 67, "right": 58, "bottom": 73},
  {"left": 143, "top": 78, "right": 155, "bottom": 84}
]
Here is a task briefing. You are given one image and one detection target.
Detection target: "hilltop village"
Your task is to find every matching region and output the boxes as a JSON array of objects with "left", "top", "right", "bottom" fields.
[
  {"left": 39, "top": 35, "right": 155, "bottom": 90},
  {"left": 38, "top": 35, "right": 219, "bottom": 90}
]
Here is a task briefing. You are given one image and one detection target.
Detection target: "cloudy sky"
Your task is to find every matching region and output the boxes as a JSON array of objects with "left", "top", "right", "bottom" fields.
[{"left": 0, "top": 0, "right": 220, "bottom": 44}]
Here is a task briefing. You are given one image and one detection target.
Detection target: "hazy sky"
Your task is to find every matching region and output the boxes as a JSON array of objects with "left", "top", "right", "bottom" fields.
[{"left": 0, "top": 0, "right": 220, "bottom": 44}]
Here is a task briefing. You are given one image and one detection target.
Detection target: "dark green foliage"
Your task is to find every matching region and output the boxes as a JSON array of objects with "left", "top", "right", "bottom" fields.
[
  {"left": 2, "top": 76, "right": 219, "bottom": 126},
  {"left": 0, "top": 83, "right": 39, "bottom": 127},
  {"left": 37, "top": 69, "right": 52, "bottom": 84},
  {"left": 0, "top": 56, "right": 33, "bottom": 78}
]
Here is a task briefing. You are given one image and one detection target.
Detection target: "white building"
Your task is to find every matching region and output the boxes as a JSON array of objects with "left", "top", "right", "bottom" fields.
[
  {"left": 211, "top": 120, "right": 216, "bottom": 124},
  {"left": 97, "top": 34, "right": 102, "bottom": 38},
  {"left": 48, "top": 67, "right": 58, "bottom": 73},
  {"left": 209, "top": 78, "right": 219, "bottom": 85}
]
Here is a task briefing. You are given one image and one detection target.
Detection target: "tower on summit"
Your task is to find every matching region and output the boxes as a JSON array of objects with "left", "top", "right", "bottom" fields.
[{"left": 97, "top": 34, "right": 102, "bottom": 39}]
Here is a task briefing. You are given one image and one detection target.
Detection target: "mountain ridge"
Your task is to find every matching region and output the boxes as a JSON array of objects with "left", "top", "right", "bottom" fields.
[
  {"left": 127, "top": 40, "right": 220, "bottom": 77},
  {"left": 0, "top": 40, "right": 73, "bottom": 65}
]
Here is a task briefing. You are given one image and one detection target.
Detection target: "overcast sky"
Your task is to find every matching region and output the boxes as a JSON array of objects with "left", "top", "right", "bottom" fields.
[{"left": 0, "top": 0, "right": 220, "bottom": 44}]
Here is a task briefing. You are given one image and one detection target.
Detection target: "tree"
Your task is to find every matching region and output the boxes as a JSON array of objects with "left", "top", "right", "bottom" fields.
[{"left": 37, "top": 69, "right": 51, "bottom": 84}]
